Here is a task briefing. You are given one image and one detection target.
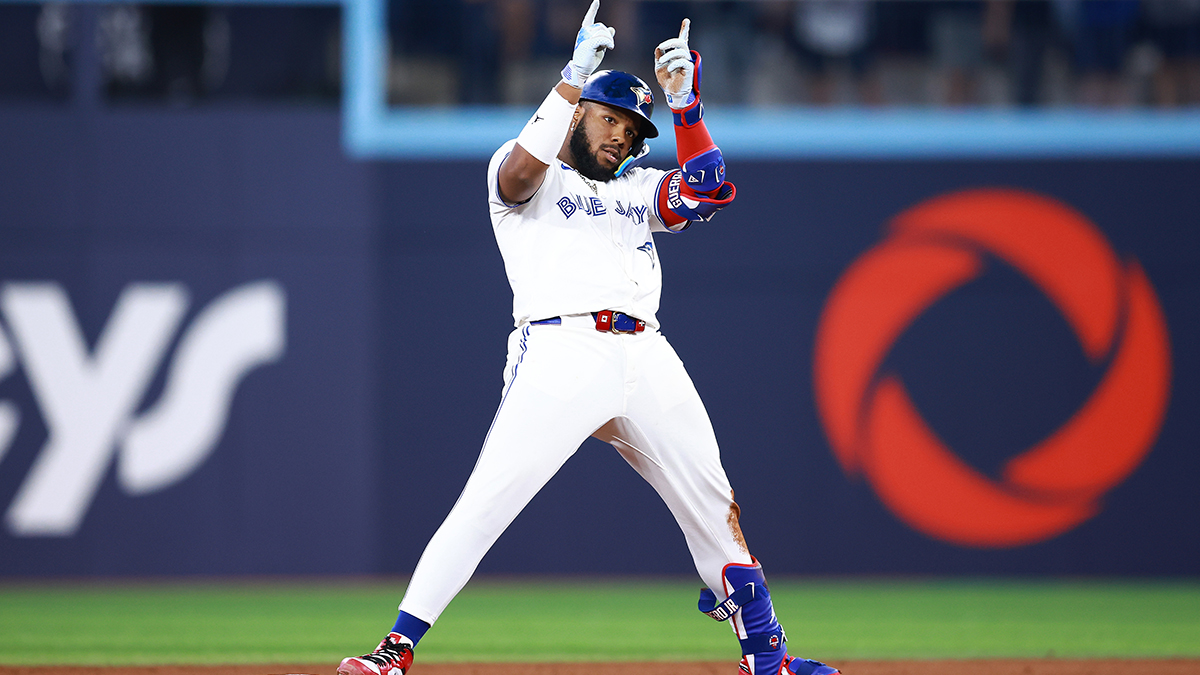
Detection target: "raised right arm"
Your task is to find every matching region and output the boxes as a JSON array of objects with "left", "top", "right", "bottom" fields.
[
  {"left": 497, "top": 0, "right": 613, "bottom": 205},
  {"left": 497, "top": 82, "right": 582, "bottom": 205}
]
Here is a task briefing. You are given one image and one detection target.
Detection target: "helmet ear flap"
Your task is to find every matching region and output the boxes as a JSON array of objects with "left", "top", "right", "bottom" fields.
[{"left": 614, "top": 140, "right": 651, "bottom": 178}]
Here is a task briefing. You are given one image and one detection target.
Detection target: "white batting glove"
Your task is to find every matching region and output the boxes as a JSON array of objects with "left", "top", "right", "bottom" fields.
[
  {"left": 562, "top": 0, "right": 616, "bottom": 89},
  {"left": 654, "top": 19, "right": 694, "bottom": 110}
]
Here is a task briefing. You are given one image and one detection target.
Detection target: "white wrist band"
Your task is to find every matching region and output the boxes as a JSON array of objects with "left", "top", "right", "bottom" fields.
[
  {"left": 515, "top": 86, "right": 578, "bottom": 166},
  {"left": 562, "top": 61, "right": 589, "bottom": 88}
]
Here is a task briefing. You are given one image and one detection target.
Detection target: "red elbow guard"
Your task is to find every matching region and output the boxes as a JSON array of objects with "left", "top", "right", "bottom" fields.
[
  {"left": 673, "top": 97, "right": 726, "bottom": 196},
  {"left": 656, "top": 169, "right": 736, "bottom": 228}
]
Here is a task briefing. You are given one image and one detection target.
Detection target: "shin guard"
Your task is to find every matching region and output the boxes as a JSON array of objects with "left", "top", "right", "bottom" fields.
[
  {"left": 698, "top": 559, "right": 839, "bottom": 675},
  {"left": 699, "top": 559, "right": 785, "bottom": 675}
]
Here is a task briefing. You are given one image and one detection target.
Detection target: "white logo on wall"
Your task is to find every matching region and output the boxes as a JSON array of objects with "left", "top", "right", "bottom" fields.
[{"left": 0, "top": 280, "right": 286, "bottom": 537}]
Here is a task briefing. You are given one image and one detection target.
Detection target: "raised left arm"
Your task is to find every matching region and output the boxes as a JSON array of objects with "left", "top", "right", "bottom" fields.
[{"left": 654, "top": 19, "right": 736, "bottom": 228}]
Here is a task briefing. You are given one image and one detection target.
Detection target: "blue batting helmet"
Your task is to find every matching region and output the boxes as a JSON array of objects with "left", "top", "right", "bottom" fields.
[{"left": 579, "top": 70, "right": 660, "bottom": 140}]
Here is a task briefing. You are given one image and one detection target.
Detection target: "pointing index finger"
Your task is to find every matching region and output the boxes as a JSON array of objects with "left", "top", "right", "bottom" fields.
[
  {"left": 679, "top": 18, "right": 690, "bottom": 43},
  {"left": 582, "top": 0, "right": 600, "bottom": 27}
]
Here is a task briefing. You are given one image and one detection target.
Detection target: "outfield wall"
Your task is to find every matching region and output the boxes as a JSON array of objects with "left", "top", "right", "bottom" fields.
[{"left": 0, "top": 107, "right": 1196, "bottom": 576}]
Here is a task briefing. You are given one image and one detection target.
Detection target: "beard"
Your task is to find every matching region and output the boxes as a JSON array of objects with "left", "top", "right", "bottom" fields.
[{"left": 568, "top": 122, "right": 618, "bottom": 182}]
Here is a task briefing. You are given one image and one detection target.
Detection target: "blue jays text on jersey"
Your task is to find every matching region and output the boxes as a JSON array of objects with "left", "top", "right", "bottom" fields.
[{"left": 558, "top": 193, "right": 649, "bottom": 226}]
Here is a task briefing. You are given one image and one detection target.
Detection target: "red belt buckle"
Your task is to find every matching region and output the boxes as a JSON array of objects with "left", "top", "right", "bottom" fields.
[{"left": 595, "top": 310, "right": 645, "bottom": 334}]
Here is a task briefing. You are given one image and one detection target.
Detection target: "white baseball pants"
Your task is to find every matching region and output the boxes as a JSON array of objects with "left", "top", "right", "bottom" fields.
[{"left": 398, "top": 314, "right": 753, "bottom": 624}]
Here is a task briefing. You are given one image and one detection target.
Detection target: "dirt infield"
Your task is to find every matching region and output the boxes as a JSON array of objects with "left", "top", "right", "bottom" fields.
[{"left": 2, "top": 661, "right": 1198, "bottom": 675}]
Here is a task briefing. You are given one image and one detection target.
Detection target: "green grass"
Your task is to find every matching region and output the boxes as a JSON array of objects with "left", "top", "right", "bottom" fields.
[{"left": 0, "top": 578, "right": 1197, "bottom": 665}]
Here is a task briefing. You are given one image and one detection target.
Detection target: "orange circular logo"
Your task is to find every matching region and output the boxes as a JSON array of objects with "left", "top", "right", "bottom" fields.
[{"left": 813, "top": 188, "right": 1172, "bottom": 548}]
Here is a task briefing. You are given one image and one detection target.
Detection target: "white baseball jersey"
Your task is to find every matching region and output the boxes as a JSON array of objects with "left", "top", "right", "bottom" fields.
[
  {"left": 487, "top": 139, "right": 682, "bottom": 329},
  {"left": 396, "top": 136, "right": 751, "bottom": 631}
]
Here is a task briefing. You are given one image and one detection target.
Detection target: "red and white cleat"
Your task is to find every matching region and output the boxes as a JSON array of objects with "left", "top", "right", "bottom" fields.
[{"left": 337, "top": 632, "right": 414, "bottom": 675}]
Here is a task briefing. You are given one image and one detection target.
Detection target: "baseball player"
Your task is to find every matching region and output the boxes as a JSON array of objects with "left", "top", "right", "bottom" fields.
[{"left": 338, "top": 3, "right": 840, "bottom": 675}]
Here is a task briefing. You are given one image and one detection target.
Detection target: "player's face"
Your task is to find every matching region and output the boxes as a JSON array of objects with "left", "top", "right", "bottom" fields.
[
  {"left": 570, "top": 102, "right": 642, "bottom": 181},
  {"left": 586, "top": 104, "right": 640, "bottom": 168}
]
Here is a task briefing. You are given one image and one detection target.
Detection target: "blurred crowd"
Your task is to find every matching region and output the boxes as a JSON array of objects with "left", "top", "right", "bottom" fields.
[
  {"left": 393, "top": 0, "right": 1200, "bottom": 107},
  {"left": 0, "top": 3, "right": 340, "bottom": 103},
  {"left": 2, "top": 0, "right": 1198, "bottom": 108}
]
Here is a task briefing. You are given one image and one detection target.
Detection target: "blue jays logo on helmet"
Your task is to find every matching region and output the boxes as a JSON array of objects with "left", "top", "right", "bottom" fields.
[
  {"left": 579, "top": 70, "right": 659, "bottom": 140},
  {"left": 632, "top": 84, "right": 653, "bottom": 107}
]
